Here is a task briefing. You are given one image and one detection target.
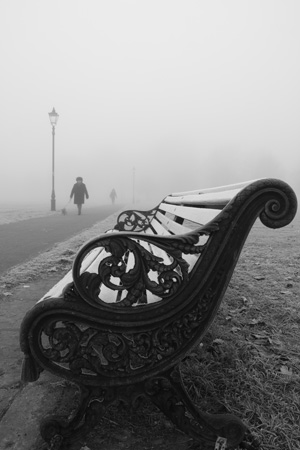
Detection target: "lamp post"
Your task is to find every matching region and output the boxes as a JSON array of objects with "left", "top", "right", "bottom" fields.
[
  {"left": 132, "top": 167, "right": 135, "bottom": 204},
  {"left": 48, "top": 107, "right": 59, "bottom": 211}
]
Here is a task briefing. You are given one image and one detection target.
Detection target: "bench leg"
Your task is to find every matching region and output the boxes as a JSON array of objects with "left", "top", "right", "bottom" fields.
[
  {"left": 145, "top": 367, "right": 258, "bottom": 449},
  {"left": 39, "top": 371, "right": 258, "bottom": 450},
  {"left": 40, "top": 384, "right": 114, "bottom": 450}
]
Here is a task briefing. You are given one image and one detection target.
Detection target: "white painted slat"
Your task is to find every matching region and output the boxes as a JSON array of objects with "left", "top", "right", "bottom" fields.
[
  {"left": 155, "top": 211, "right": 193, "bottom": 234},
  {"left": 148, "top": 218, "right": 170, "bottom": 235},
  {"left": 164, "top": 195, "right": 230, "bottom": 207},
  {"left": 40, "top": 247, "right": 105, "bottom": 301},
  {"left": 144, "top": 228, "right": 155, "bottom": 234},
  {"left": 83, "top": 248, "right": 108, "bottom": 273},
  {"left": 98, "top": 283, "right": 119, "bottom": 303},
  {"left": 40, "top": 270, "right": 74, "bottom": 301},
  {"left": 159, "top": 203, "right": 220, "bottom": 225},
  {"left": 75, "top": 247, "right": 103, "bottom": 273},
  {"left": 169, "top": 179, "right": 257, "bottom": 196}
]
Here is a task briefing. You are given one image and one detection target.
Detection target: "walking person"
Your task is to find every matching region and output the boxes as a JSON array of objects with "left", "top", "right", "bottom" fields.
[
  {"left": 110, "top": 188, "right": 117, "bottom": 204},
  {"left": 70, "top": 177, "right": 89, "bottom": 215}
]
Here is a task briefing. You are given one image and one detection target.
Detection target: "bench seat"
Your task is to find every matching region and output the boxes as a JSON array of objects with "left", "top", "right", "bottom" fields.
[{"left": 19, "top": 178, "right": 297, "bottom": 450}]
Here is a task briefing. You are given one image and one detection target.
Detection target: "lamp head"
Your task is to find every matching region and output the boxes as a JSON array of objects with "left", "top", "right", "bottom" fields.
[{"left": 48, "top": 107, "right": 59, "bottom": 126}]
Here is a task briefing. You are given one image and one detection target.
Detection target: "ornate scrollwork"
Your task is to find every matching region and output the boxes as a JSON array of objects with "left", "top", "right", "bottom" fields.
[
  {"left": 257, "top": 179, "right": 298, "bottom": 228},
  {"left": 72, "top": 224, "right": 218, "bottom": 308},
  {"left": 115, "top": 208, "right": 157, "bottom": 232},
  {"left": 38, "top": 284, "right": 217, "bottom": 380}
]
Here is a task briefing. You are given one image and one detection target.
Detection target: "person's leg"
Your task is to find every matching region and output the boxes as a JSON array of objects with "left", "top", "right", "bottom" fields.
[{"left": 77, "top": 204, "right": 82, "bottom": 215}]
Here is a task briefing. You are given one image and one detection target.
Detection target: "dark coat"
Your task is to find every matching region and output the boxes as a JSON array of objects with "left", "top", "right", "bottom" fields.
[{"left": 70, "top": 183, "right": 89, "bottom": 205}]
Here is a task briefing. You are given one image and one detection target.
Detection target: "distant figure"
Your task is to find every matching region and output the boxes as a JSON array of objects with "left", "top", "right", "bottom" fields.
[
  {"left": 110, "top": 188, "right": 117, "bottom": 204},
  {"left": 70, "top": 177, "right": 89, "bottom": 215}
]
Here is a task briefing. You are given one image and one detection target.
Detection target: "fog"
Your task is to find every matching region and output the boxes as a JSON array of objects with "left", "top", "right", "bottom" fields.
[{"left": 1, "top": 1, "right": 299, "bottom": 208}]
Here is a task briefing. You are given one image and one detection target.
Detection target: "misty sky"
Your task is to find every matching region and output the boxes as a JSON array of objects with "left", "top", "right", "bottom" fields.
[{"left": 1, "top": 1, "right": 299, "bottom": 207}]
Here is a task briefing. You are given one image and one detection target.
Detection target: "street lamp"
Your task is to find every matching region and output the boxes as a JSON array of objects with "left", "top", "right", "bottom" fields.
[{"left": 48, "top": 107, "right": 59, "bottom": 211}]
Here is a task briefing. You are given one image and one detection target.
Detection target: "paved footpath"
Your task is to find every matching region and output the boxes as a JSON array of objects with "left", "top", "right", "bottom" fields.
[{"left": 0, "top": 205, "right": 120, "bottom": 276}]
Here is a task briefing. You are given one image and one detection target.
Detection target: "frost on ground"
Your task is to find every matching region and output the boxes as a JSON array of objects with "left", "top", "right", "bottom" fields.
[
  {"left": 0, "top": 212, "right": 119, "bottom": 289},
  {"left": 0, "top": 207, "right": 55, "bottom": 225}
]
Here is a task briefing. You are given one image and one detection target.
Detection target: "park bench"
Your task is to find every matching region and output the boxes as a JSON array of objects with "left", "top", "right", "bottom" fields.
[{"left": 20, "top": 178, "right": 297, "bottom": 450}]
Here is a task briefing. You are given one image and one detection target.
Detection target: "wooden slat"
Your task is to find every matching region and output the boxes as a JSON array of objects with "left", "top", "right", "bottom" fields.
[
  {"left": 40, "top": 270, "right": 74, "bottom": 301},
  {"left": 82, "top": 248, "right": 107, "bottom": 273},
  {"left": 162, "top": 181, "right": 261, "bottom": 208},
  {"left": 74, "top": 247, "right": 103, "bottom": 273},
  {"left": 163, "top": 191, "right": 236, "bottom": 207},
  {"left": 155, "top": 211, "right": 193, "bottom": 235},
  {"left": 164, "top": 198, "right": 227, "bottom": 208},
  {"left": 148, "top": 218, "right": 170, "bottom": 235},
  {"left": 169, "top": 179, "right": 256, "bottom": 197},
  {"left": 41, "top": 250, "right": 109, "bottom": 302},
  {"left": 98, "top": 283, "right": 119, "bottom": 303},
  {"left": 158, "top": 203, "right": 220, "bottom": 225},
  {"left": 144, "top": 228, "right": 155, "bottom": 235}
]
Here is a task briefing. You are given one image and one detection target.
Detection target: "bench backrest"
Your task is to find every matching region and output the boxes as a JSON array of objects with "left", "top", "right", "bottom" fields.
[
  {"left": 41, "top": 178, "right": 298, "bottom": 310},
  {"left": 117, "top": 180, "right": 256, "bottom": 235}
]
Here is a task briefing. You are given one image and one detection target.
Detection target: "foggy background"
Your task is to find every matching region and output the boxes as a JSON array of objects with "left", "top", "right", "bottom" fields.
[{"left": 1, "top": 1, "right": 299, "bottom": 208}]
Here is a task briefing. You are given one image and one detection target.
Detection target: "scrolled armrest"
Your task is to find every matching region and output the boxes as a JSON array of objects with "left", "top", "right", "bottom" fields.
[
  {"left": 72, "top": 225, "right": 217, "bottom": 309},
  {"left": 257, "top": 179, "right": 298, "bottom": 229},
  {"left": 114, "top": 208, "right": 158, "bottom": 231},
  {"left": 226, "top": 178, "right": 298, "bottom": 229}
]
